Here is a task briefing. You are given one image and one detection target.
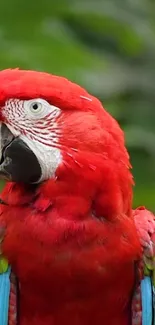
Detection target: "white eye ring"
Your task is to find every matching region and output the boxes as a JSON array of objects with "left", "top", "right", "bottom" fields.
[
  {"left": 24, "top": 98, "right": 61, "bottom": 120},
  {"left": 29, "top": 101, "right": 43, "bottom": 114}
]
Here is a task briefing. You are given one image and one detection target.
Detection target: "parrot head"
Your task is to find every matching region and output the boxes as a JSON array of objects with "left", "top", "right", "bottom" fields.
[{"left": 0, "top": 68, "right": 133, "bottom": 219}]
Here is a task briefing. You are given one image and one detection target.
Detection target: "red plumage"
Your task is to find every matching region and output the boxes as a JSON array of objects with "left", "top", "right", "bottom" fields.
[{"left": 0, "top": 69, "right": 142, "bottom": 325}]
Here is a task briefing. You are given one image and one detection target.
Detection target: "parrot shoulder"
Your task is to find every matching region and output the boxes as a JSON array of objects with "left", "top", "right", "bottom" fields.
[{"left": 133, "top": 206, "right": 155, "bottom": 254}]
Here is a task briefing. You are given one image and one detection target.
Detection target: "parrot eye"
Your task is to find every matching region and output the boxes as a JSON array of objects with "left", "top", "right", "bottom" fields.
[
  {"left": 32, "top": 103, "right": 39, "bottom": 110},
  {"left": 25, "top": 98, "right": 52, "bottom": 119},
  {"left": 29, "top": 101, "right": 43, "bottom": 114}
]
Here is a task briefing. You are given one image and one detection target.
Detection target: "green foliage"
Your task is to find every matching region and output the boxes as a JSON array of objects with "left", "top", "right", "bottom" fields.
[{"left": 0, "top": 0, "right": 155, "bottom": 209}]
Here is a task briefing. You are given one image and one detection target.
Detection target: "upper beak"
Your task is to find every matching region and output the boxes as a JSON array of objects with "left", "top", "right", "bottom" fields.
[
  {"left": 0, "top": 123, "right": 41, "bottom": 183},
  {"left": 0, "top": 124, "right": 14, "bottom": 154},
  {"left": 0, "top": 124, "right": 15, "bottom": 180}
]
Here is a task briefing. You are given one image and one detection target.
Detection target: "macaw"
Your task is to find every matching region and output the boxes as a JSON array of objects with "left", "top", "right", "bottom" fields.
[{"left": 0, "top": 68, "right": 154, "bottom": 325}]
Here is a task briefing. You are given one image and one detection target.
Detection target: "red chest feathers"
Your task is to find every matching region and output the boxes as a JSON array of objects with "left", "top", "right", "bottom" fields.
[{"left": 0, "top": 201, "right": 141, "bottom": 325}]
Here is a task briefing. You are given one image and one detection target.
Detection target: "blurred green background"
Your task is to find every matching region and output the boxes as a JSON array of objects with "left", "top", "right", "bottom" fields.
[{"left": 0, "top": 0, "right": 155, "bottom": 210}]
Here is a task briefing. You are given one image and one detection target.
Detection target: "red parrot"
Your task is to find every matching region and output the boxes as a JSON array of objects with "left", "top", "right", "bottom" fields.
[{"left": 0, "top": 68, "right": 153, "bottom": 325}]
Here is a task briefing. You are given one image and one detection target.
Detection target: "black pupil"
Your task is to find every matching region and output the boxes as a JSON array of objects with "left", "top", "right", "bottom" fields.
[{"left": 32, "top": 103, "right": 39, "bottom": 110}]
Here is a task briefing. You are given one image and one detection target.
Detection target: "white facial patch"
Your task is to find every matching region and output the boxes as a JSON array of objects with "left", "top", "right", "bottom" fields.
[
  {"left": 3, "top": 98, "right": 62, "bottom": 182},
  {"left": 20, "top": 134, "right": 62, "bottom": 182}
]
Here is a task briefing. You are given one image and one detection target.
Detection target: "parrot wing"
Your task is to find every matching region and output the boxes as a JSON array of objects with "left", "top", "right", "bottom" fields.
[
  {"left": 133, "top": 207, "right": 155, "bottom": 256},
  {"left": 132, "top": 206, "right": 155, "bottom": 325}
]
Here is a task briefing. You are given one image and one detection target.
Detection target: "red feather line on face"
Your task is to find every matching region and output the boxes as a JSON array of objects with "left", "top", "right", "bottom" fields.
[{"left": 3, "top": 98, "right": 61, "bottom": 147}]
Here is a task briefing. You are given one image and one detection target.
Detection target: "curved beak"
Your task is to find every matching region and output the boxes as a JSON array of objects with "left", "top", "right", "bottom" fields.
[
  {"left": 0, "top": 124, "right": 14, "bottom": 180},
  {"left": 0, "top": 123, "right": 41, "bottom": 183}
]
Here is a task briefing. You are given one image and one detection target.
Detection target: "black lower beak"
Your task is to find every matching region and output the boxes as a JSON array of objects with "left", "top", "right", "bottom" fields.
[{"left": 0, "top": 123, "right": 41, "bottom": 183}]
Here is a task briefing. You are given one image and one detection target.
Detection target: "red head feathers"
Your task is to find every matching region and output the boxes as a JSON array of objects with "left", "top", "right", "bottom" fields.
[{"left": 0, "top": 68, "right": 132, "bottom": 219}]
